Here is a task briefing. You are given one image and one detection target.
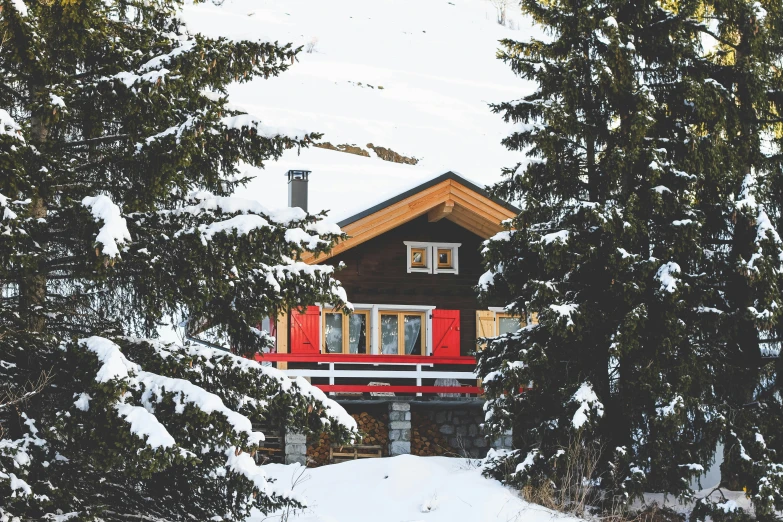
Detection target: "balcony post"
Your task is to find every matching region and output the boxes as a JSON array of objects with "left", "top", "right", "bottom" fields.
[{"left": 388, "top": 402, "right": 412, "bottom": 455}]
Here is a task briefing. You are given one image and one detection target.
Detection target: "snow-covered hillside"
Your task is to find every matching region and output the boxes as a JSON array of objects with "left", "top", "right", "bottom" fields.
[
  {"left": 259, "top": 455, "right": 580, "bottom": 522},
  {"left": 181, "top": 0, "right": 540, "bottom": 216}
]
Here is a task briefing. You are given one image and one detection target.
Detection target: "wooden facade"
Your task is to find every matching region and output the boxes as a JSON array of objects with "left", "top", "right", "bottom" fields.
[
  {"left": 265, "top": 172, "right": 520, "bottom": 396},
  {"left": 325, "top": 215, "right": 487, "bottom": 355}
]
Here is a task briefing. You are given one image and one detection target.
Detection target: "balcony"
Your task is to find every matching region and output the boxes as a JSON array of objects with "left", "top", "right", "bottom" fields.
[{"left": 255, "top": 353, "right": 481, "bottom": 397}]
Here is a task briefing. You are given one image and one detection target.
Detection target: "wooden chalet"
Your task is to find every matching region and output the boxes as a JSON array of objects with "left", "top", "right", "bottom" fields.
[{"left": 257, "top": 171, "right": 525, "bottom": 399}]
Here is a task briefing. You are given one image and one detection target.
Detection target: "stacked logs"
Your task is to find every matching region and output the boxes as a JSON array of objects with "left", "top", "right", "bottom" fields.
[
  {"left": 411, "top": 412, "right": 450, "bottom": 456},
  {"left": 307, "top": 432, "right": 332, "bottom": 467},
  {"left": 306, "top": 411, "right": 389, "bottom": 467}
]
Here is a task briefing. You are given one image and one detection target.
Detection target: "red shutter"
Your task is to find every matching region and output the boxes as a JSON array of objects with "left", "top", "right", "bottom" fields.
[
  {"left": 290, "top": 306, "right": 321, "bottom": 354},
  {"left": 432, "top": 309, "right": 460, "bottom": 357}
]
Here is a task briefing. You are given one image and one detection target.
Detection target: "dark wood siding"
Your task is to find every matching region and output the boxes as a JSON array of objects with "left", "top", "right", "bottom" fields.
[{"left": 322, "top": 216, "right": 486, "bottom": 356}]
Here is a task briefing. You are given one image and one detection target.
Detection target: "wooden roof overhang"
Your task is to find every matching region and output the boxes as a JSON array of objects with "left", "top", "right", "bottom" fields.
[{"left": 302, "top": 172, "right": 519, "bottom": 264}]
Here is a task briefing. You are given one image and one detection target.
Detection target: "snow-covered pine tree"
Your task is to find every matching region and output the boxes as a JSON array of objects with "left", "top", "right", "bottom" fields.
[
  {"left": 478, "top": 0, "right": 783, "bottom": 516},
  {"left": 1, "top": 0, "right": 356, "bottom": 519}
]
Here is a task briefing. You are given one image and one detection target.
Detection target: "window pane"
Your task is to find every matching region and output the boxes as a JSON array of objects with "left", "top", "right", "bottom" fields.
[
  {"left": 381, "top": 315, "right": 399, "bottom": 354},
  {"left": 498, "top": 317, "right": 521, "bottom": 335},
  {"left": 324, "top": 313, "right": 343, "bottom": 353},
  {"left": 411, "top": 248, "right": 427, "bottom": 268},
  {"left": 348, "top": 314, "right": 367, "bottom": 354},
  {"left": 403, "top": 315, "right": 422, "bottom": 355},
  {"left": 438, "top": 248, "right": 452, "bottom": 268}
]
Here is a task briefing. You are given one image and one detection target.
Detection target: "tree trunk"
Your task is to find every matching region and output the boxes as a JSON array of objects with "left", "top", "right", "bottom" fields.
[{"left": 20, "top": 85, "right": 49, "bottom": 333}]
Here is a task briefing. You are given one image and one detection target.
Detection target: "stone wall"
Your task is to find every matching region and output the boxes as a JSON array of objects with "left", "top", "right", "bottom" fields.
[
  {"left": 412, "top": 405, "right": 489, "bottom": 458},
  {"left": 288, "top": 401, "right": 512, "bottom": 466}
]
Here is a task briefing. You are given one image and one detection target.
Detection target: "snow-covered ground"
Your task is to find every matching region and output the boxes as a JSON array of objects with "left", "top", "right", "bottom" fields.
[
  {"left": 259, "top": 455, "right": 580, "bottom": 522},
  {"left": 181, "top": 0, "right": 541, "bottom": 217}
]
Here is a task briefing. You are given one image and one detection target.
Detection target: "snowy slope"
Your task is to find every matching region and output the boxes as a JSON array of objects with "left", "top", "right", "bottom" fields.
[
  {"left": 260, "top": 455, "right": 582, "bottom": 522},
  {"left": 181, "top": 0, "right": 540, "bottom": 217}
]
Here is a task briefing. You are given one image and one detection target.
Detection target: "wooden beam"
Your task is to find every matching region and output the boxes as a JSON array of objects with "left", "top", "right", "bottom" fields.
[
  {"left": 275, "top": 312, "right": 288, "bottom": 370},
  {"left": 448, "top": 207, "right": 503, "bottom": 238},
  {"left": 427, "top": 200, "right": 455, "bottom": 222},
  {"left": 301, "top": 178, "right": 517, "bottom": 263}
]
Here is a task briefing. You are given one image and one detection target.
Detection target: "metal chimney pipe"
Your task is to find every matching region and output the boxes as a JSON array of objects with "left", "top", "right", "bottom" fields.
[{"left": 286, "top": 170, "right": 310, "bottom": 211}]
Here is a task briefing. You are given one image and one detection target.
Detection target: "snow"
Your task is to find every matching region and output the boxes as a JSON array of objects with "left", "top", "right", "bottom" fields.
[
  {"left": 656, "top": 395, "right": 683, "bottom": 417},
  {"left": 9, "top": 473, "right": 32, "bottom": 496},
  {"left": 655, "top": 261, "right": 681, "bottom": 294},
  {"left": 258, "top": 456, "right": 583, "bottom": 522},
  {"left": 115, "top": 403, "right": 177, "bottom": 449},
  {"left": 82, "top": 336, "right": 137, "bottom": 382},
  {"left": 197, "top": 214, "right": 271, "bottom": 243},
  {"left": 0, "top": 108, "right": 24, "bottom": 141},
  {"left": 752, "top": 2, "right": 767, "bottom": 22},
  {"left": 49, "top": 93, "right": 66, "bottom": 108},
  {"left": 515, "top": 449, "right": 539, "bottom": 475},
  {"left": 478, "top": 270, "right": 496, "bottom": 291},
  {"left": 179, "top": 190, "right": 306, "bottom": 224},
  {"left": 717, "top": 500, "right": 740, "bottom": 513},
  {"left": 221, "top": 114, "right": 311, "bottom": 141},
  {"left": 571, "top": 382, "right": 604, "bottom": 429},
  {"left": 550, "top": 303, "right": 577, "bottom": 327},
  {"left": 11, "top": 0, "right": 28, "bottom": 17},
  {"left": 180, "top": 0, "right": 541, "bottom": 218},
  {"left": 73, "top": 393, "right": 91, "bottom": 412},
  {"left": 82, "top": 195, "right": 132, "bottom": 258},
  {"left": 541, "top": 230, "right": 570, "bottom": 245}
]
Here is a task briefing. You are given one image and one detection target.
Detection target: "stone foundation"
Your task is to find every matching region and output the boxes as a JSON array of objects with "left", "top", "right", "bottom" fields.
[{"left": 292, "top": 400, "right": 513, "bottom": 465}]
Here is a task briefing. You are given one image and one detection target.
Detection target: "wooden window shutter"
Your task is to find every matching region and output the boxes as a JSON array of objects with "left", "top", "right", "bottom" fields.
[
  {"left": 432, "top": 309, "right": 460, "bottom": 357},
  {"left": 475, "top": 310, "right": 496, "bottom": 351},
  {"left": 290, "top": 306, "right": 321, "bottom": 354}
]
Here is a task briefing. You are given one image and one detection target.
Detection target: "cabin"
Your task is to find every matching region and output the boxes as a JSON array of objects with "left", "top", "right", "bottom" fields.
[{"left": 256, "top": 171, "right": 522, "bottom": 464}]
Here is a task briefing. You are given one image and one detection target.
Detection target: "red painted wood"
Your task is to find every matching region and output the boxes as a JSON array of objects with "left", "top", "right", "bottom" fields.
[
  {"left": 431, "top": 309, "right": 460, "bottom": 358},
  {"left": 254, "top": 353, "right": 476, "bottom": 365},
  {"left": 290, "top": 306, "right": 321, "bottom": 354},
  {"left": 315, "top": 385, "right": 483, "bottom": 394}
]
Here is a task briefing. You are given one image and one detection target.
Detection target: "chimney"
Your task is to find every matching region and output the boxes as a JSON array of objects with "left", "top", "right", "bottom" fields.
[{"left": 286, "top": 169, "right": 310, "bottom": 211}]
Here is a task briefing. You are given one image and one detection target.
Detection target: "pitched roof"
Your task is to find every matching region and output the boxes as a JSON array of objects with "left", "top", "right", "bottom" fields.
[
  {"left": 303, "top": 171, "right": 519, "bottom": 263},
  {"left": 337, "top": 171, "right": 519, "bottom": 227}
]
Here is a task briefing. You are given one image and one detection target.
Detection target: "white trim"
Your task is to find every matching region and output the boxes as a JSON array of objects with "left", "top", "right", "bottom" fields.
[
  {"left": 371, "top": 304, "right": 379, "bottom": 355},
  {"left": 354, "top": 303, "right": 436, "bottom": 311},
  {"left": 426, "top": 312, "right": 433, "bottom": 356},
  {"left": 283, "top": 369, "right": 477, "bottom": 380},
  {"left": 323, "top": 303, "right": 437, "bottom": 356},
  {"left": 431, "top": 243, "right": 461, "bottom": 275},
  {"left": 404, "top": 241, "right": 433, "bottom": 274},
  {"left": 403, "top": 241, "right": 461, "bottom": 275}
]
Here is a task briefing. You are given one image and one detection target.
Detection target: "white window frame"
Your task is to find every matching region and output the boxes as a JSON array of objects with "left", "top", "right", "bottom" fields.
[
  {"left": 351, "top": 303, "right": 435, "bottom": 355},
  {"left": 403, "top": 241, "right": 461, "bottom": 275},
  {"left": 432, "top": 242, "right": 460, "bottom": 274}
]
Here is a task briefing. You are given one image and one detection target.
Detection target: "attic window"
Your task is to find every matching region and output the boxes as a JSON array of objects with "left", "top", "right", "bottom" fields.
[
  {"left": 410, "top": 248, "right": 427, "bottom": 268},
  {"left": 404, "top": 242, "right": 460, "bottom": 274}
]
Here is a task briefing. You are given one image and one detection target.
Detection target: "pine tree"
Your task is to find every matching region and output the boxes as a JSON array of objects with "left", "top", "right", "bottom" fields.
[
  {"left": 1, "top": 0, "right": 356, "bottom": 519},
  {"left": 478, "top": 0, "right": 783, "bottom": 517}
]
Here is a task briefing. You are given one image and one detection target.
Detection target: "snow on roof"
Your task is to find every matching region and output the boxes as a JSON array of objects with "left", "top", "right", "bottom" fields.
[{"left": 233, "top": 146, "right": 507, "bottom": 223}]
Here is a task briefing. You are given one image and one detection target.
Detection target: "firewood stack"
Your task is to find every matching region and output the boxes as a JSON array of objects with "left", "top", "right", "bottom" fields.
[
  {"left": 307, "top": 411, "right": 389, "bottom": 467},
  {"left": 411, "top": 413, "right": 450, "bottom": 456},
  {"left": 307, "top": 432, "right": 332, "bottom": 467}
]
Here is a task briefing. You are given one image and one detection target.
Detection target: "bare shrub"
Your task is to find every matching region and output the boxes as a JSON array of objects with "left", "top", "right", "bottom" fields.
[
  {"left": 521, "top": 432, "right": 603, "bottom": 517},
  {"left": 487, "top": 0, "right": 510, "bottom": 25},
  {"left": 305, "top": 37, "right": 319, "bottom": 54}
]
